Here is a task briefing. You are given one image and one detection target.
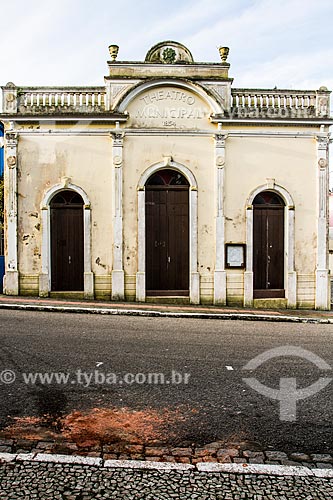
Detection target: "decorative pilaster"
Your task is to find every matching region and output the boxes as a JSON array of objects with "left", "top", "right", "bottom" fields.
[
  {"left": 287, "top": 205, "right": 297, "bottom": 308},
  {"left": 136, "top": 186, "right": 146, "bottom": 302},
  {"left": 190, "top": 186, "right": 200, "bottom": 304},
  {"left": 315, "top": 135, "right": 330, "bottom": 309},
  {"left": 39, "top": 205, "right": 50, "bottom": 297},
  {"left": 3, "top": 126, "right": 19, "bottom": 295},
  {"left": 244, "top": 205, "right": 254, "bottom": 307},
  {"left": 214, "top": 131, "right": 227, "bottom": 305},
  {"left": 110, "top": 127, "right": 125, "bottom": 300},
  {"left": 83, "top": 204, "right": 94, "bottom": 299}
]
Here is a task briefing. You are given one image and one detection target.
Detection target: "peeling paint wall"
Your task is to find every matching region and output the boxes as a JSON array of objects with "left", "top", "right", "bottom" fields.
[
  {"left": 224, "top": 135, "right": 317, "bottom": 274},
  {"left": 17, "top": 134, "right": 113, "bottom": 279}
]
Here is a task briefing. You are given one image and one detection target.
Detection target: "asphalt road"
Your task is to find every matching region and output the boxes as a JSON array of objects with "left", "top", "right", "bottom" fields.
[{"left": 0, "top": 309, "right": 332, "bottom": 453}]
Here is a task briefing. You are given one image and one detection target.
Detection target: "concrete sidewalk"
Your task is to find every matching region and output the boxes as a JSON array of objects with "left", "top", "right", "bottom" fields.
[{"left": 0, "top": 294, "right": 333, "bottom": 324}]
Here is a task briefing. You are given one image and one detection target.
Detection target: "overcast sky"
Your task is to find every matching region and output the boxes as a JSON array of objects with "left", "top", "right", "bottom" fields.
[{"left": 0, "top": 0, "right": 332, "bottom": 90}]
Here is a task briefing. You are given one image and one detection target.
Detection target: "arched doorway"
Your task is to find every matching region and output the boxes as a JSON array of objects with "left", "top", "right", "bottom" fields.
[
  {"left": 145, "top": 169, "right": 189, "bottom": 296},
  {"left": 50, "top": 190, "right": 84, "bottom": 291},
  {"left": 253, "top": 190, "right": 285, "bottom": 298}
]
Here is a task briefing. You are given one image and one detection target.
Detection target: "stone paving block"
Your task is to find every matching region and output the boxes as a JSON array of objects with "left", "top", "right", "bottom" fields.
[
  {"left": 249, "top": 458, "right": 265, "bottom": 464},
  {"left": 36, "top": 441, "right": 55, "bottom": 450},
  {"left": 280, "top": 460, "right": 300, "bottom": 466},
  {"left": 80, "top": 451, "right": 101, "bottom": 457},
  {"left": 15, "top": 440, "right": 38, "bottom": 449},
  {"left": 103, "top": 453, "right": 118, "bottom": 460},
  {"left": 315, "top": 462, "right": 333, "bottom": 469},
  {"left": 265, "top": 451, "right": 288, "bottom": 461},
  {"left": 303, "top": 462, "right": 316, "bottom": 468},
  {"left": 103, "top": 444, "right": 122, "bottom": 453},
  {"left": 171, "top": 447, "right": 192, "bottom": 457},
  {"left": 54, "top": 443, "right": 79, "bottom": 454},
  {"left": 0, "top": 439, "right": 14, "bottom": 446},
  {"left": 233, "top": 458, "right": 248, "bottom": 464},
  {"left": 289, "top": 452, "right": 310, "bottom": 462},
  {"left": 311, "top": 453, "right": 333, "bottom": 463},
  {"left": 145, "top": 456, "right": 163, "bottom": 462},
  {"left": 193, "top": 448, "right": 214, "bottom": 458},
  {"left": 200, "top": 457, "right": 218, "bottom": 462},
  {"left": 123, "top": 444, "right": 144, "bottom": 454},
  {"left": 217, "top": 456, "right": 232, "bottom": 463},
  {"left": 217, "top": 448, "right": 239, "bottom": 458},
  {"left": 145, "top": 447, "right": 169, "bottom": 456},
  {"left": 203, "top": 441, "right": 224, "bottom": 450},
  {"left": 163, "top": 456, "right": 176, "bottom": 463},
  {"left": 129, "top": 453, "right": 144, "bottom": 460},
  {"left": 243, "top": 450, "right": 265, "bottom": 459}
]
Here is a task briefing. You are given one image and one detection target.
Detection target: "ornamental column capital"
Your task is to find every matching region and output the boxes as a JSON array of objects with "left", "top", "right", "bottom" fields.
[
  {"left": 316, "top": 135, "right": 330, "bottom": 150},
  {"left": 5, "top": 130, "right": 18, "bottom": 148},
  {"left": 215, "top": 133, "right": 228, "bottom": 148}
]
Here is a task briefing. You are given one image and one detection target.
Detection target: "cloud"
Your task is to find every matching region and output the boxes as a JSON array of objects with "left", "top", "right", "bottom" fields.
[{"left": 0, "top": 0, "right": 332, "bottom": 92}]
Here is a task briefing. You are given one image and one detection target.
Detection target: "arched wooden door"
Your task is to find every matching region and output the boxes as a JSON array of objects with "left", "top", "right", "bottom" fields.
[
  {"left": 253, "top": 191, "right": 285, "bottom": 298},
  {"left": 50, "top": 190, "right": 84, "bottom": 291},
  {"left": 145, "top": 169, "right": 189, "bottom": 296}
]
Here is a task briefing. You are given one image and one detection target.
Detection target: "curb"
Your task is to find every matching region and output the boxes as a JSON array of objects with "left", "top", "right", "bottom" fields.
[
  {"left": 1, "top": 452, "right": 332, "bottom": 478},
  {"left": 0, "top": 302, "right": 332, "bottom": 324}
]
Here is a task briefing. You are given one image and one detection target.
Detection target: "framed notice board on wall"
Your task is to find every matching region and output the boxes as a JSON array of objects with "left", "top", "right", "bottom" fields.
[{"left": 225, "top": 244, "right": 246, "bottom": 269}]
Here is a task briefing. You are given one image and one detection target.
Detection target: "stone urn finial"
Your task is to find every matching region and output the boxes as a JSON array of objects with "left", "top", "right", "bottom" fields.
[
  {"left": 109, "top": 44, "right": 119, "bottom": 61},
  {"left": 218, "top": 46, "right": 230, "bottom": 63}
]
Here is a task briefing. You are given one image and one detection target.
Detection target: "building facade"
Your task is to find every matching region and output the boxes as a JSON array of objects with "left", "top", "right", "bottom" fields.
[
  {"left": 0, "top": 123, "right": 4, "bottom": 293},
  {"left": 0, "top": 41, "right": 332, "bottom": 308}
]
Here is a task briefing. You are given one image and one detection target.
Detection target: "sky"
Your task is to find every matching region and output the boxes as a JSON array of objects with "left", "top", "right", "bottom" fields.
[{"left": 0, "top": 0, "right": 332, "bottom": 91}]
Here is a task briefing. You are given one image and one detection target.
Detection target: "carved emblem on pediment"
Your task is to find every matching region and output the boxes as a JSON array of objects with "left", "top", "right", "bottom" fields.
[{"left": 162, "top": 47, "right": 176, "bottom": 64}]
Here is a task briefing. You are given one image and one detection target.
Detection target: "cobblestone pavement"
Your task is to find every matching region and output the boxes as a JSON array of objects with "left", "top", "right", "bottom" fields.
[
  {"left": 0, "top": 461, "right": 332, "bottom": 499},
  {"left": 1, "top": 439, "right": 332, "bottom": 469}
]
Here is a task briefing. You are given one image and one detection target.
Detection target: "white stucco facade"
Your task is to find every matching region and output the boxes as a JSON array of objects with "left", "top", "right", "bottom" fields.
[{"left": 1, "top": 42, "right": 332, "bottom": 309}]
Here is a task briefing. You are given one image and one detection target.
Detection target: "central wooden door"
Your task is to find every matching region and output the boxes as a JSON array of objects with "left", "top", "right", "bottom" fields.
[
  {"left": 50, "top": 190, "right": 84, "bottom": 291},
  {"left": 253, "top": 191, "right": 285, "bottom": 298},
  {"left": 146, "top": 170, "right": 189, "bottom": 296}
]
